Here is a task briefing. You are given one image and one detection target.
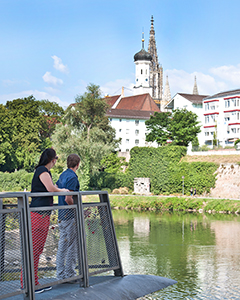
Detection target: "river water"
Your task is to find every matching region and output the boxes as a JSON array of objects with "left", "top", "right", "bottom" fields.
[{"left": 112, "top": 210, "right": 240, "bottom": 299}]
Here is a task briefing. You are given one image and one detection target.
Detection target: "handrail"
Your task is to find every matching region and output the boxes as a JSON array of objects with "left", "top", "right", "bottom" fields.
[{"left": 0, "top": 191, "right": 123, "bottom": 300}]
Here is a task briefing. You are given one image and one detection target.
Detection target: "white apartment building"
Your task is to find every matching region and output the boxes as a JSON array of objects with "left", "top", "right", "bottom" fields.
[
  {"left": 203, "top": 89, "right": 240, "bottom": 146},
  {"left": 106, "top": 93, "right": 160, "bottom": 152}
]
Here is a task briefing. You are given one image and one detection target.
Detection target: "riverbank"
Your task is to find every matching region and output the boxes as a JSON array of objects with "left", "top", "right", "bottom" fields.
[{"left": 108, "top": 195, "right": 240, "bottom": 214}]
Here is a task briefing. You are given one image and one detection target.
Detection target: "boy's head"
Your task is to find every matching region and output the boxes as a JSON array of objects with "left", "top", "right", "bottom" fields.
[{"left": 67, "top": 154, "right": 81, "bottom": 169}]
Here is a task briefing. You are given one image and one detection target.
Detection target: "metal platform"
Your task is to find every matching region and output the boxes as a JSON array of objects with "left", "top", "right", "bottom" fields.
[{"left": 5, "top": 275, "right": 177, "bottom": 300}]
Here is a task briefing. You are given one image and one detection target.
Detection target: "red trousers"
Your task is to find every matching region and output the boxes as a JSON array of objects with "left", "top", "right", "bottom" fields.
[{"left": 21, "top": 212, "right": 50, "bottom": 287}]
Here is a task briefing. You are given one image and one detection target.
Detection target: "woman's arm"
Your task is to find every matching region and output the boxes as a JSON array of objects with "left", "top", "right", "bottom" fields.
[{"left": 39, "top": 172, "right": 69, "bottom": 192}]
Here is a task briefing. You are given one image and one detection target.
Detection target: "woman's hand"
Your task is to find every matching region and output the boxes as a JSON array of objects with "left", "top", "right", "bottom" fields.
[{"left": 60, "top": 188, "right": 70, "bottom": 192}]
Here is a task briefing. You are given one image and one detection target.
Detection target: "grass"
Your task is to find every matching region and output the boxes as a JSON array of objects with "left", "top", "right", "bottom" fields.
[
  {"left": 2, "top": 194, "right": 240, "bottom": 214},
  {"left": 108, "top": 195, "right": 240, "bottom": 214}
]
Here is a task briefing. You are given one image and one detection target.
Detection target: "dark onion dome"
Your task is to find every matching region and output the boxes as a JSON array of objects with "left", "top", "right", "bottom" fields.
[
  {"left": 134, "top": 35, "right": 152, "bottom": 62},
  {"left": 134, "top": 48, "right": 152, "bottom": 62}
]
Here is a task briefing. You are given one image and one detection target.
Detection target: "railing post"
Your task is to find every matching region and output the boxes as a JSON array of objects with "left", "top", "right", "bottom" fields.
[
  {"left": 18, "top": 193, "right": 34, "bottom": 300},
  {"left": 0, "top": 198, "right": 6, "bottom": 282},
  {"left": 99, "top": 192, "right": 124, "bottom": 277},
  {"left": 73, "top": 193, "right": 89, "bottom": 287}
]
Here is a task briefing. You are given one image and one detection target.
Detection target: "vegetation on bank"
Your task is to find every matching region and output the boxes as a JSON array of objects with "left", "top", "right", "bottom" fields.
[{"left": 109, "top": 195, "right": 240, "bottom": 214}]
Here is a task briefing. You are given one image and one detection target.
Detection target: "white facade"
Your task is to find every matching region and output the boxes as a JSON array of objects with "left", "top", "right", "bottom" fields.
[
  {"left": 133, "top": 60, "right": 152, "bottom": 96},
  {"left": 109, "top": 116, "right": 156, "bottom": 152},
  {"left": 203, "top": 90, "right": 240, "bottom": 146}
]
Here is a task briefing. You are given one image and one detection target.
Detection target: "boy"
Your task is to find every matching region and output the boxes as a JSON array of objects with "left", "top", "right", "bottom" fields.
[{"left": 56, "top": 154, "right": 80, "bottom": 280}]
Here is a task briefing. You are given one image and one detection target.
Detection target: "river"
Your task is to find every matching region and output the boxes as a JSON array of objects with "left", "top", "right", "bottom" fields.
[{"left": 112, "top": 209, "right": 240, "bottom": 299}]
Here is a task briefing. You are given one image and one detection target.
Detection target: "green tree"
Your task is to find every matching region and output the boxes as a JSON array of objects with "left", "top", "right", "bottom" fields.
[
  {"left": 145, "top": 109, "right": 200, "bottom": 147},
  {"left": 0, "top": 96, "right": 64, "bottom": 172},
  {"left": 52, "top": 84, "right": 119, "bottom": 189},
  {"left": 145, "top": 111, "right": 171, "bottom": 145},
  {"left": 169, "top": 108, "right": 201, "bottom": 146},
  {"left": 64, "top": 83, "right": 110, "bottom": 140}
]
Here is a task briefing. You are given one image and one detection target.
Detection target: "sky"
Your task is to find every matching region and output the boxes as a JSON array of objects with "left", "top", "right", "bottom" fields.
[{"left": 1, "top": 0, "right": 240, "bottom": 109}]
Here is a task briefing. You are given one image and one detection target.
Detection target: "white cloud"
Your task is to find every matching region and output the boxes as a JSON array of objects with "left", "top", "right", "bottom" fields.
[
  {"left": 44, "top": 86, "right": 61, "bottom": 94},
  {"left": 101, "top": 78, "right": 134, "bottom": 97},
  {"left": 165, "top": 69, "right": 227, "bottom": 97},
  {"left": 210, "top": 64, "right": 240, "bottom": 86},
  {"left": 51, "top": 55, "right": 69, "bottom": 73},
  {"left": 0, "top": 90, "right": 69, "bottom": 108},
  {"left": 42, "top": 72, "right": 63, "bottom": 86}
]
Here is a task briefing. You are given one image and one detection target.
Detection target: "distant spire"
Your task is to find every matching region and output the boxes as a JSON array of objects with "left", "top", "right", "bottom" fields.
[
  {"left": 142, "top": 31, "right": 145, "bottom": 49},
  {"left": 193, "top": 76, "right": 199, "bottom": 95},
  {"left": 148, "top": 15, "right": 163, "bottom": 105},
  {"left": 162, "top": 75, "right": 171, "bottom": 111}
]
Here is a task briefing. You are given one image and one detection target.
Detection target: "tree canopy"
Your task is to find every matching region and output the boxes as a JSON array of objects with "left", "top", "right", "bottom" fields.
[
  {"left": 52, "top": 83, "right": 119, "bottom": 189},
  {"left": 0, "top": 96, "right": 64, "bottom": 172},
  {"left": 146, "top": 108, "right": 201, "bottom": 147},
  {"left": 145, "top": 111, "right": 171, "bottom": 145}
]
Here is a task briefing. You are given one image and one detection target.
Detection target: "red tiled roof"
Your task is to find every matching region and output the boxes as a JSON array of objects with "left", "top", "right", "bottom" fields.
[
  {"left": 115, "top": 93, "right": 160, "bottom": 111},
  {"left": 105, "top": 95, "right": 121, "bottom": 107}
]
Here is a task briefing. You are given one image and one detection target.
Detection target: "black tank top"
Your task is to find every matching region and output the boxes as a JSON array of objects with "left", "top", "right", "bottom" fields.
[{"left": 30, "top": 165, "right": 53, "bottom": 208}]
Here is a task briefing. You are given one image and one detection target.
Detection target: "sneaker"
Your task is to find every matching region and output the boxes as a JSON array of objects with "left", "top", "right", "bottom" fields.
[
  {"left": 44, "top": 286, "right": 52, "bottom": 291},
  {"left": 35, "top": 288, "right": 45, "bottom": 294}
]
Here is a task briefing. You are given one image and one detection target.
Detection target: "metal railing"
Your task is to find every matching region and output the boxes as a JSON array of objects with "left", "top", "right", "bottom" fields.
[{"left": 0, "top": 191, "right": 123, "bottom": 300}]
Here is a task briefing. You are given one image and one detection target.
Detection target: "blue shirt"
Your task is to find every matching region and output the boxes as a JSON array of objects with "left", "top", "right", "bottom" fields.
[{"left": 56, "top": 168, "right": 80, "bottom": 220}]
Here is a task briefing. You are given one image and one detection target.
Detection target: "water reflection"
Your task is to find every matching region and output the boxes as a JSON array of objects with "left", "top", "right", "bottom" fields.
[{"left": 112, "top": 210, "right": 240, "bottom": 299}]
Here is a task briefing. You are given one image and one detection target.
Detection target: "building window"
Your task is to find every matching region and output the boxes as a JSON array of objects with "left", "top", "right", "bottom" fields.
[
  {"left": 135, "top": 120, "right": 139, "bottom": 125},
  {"left": 146, "top": 69, "right": 147, "bottom": 75},
  {"left": 135, "top": 129, "right": 139, "bottom": 135},
  {"left": 211, "top": 132, "right": 214, "bottom": 135},
  {"left": 126, "top": 129, "right": 129, "bottom": 134},
  {"left": 145, "top": 78, "right": 148, "bottom": 81},
  {"left": 231, "top": 128, "right": 236, "bottom": 133},
  {"left": 205, "top": 103, "right": 209, "bottom": 111},
  {"left": 126, "top": 149, "right": 129, "bottom": 152},
  {"left": 205, "top": 116, "right": 209, "bottom": 123},
  {"left": 225, "top": 100, "right": 230, "bottom": 108},
  {"left": 119, "top": 129, "right": 122, "bottom": 132},
  {"left": 210, "top": 105, "right": 215, "bottom": 110},
  {"left": 141, "top": 69, "right": 143, "bottom": 74},
  {"left": 126, "top": 139, "right": 129, "bottom": 144},
  {"left": 109, "top": 118, "right": 112, "bottom": 121},
  {"left": 119, "top": 119, "right": 122, "bottom": 122},
  {"left": 135, "top": 139, "right": 139, "bottom": 145},
  {"left": 205, "top": 132, "right": 209, "bottom": 136}
]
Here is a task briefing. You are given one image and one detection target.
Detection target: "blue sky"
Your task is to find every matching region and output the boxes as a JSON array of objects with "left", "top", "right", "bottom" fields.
[{"left": 1, "top": 0, "right": 240, "bottom": 108}]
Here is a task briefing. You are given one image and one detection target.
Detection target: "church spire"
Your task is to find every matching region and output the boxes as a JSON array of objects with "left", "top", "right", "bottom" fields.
[
  {"left": 162, "top": 75, "right": 171, "bottom": 111},
  {"left": 193, "top": 76, "right": 199, "bottom": 95},
  {"left": 148, "top": 16, "right": 163, "bottom": 108}
]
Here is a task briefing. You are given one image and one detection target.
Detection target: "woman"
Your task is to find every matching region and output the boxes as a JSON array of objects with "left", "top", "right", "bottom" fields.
[{"left": 29, "top": 148, "right": 69, "bottom": 293}]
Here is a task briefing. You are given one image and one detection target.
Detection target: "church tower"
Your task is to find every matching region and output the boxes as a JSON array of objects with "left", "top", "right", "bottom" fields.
[
  {"left": 193, "top": 76, "right": 199, "bottom": 95},
  {"left": 162, "top": 75, "right": 171, "bottom": 111},
  {"left": 133, "top": 33, "right": 152, "bottom": 96},
  {"left": 148, "top": 16, "right": 163, "bottom": 108}
]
